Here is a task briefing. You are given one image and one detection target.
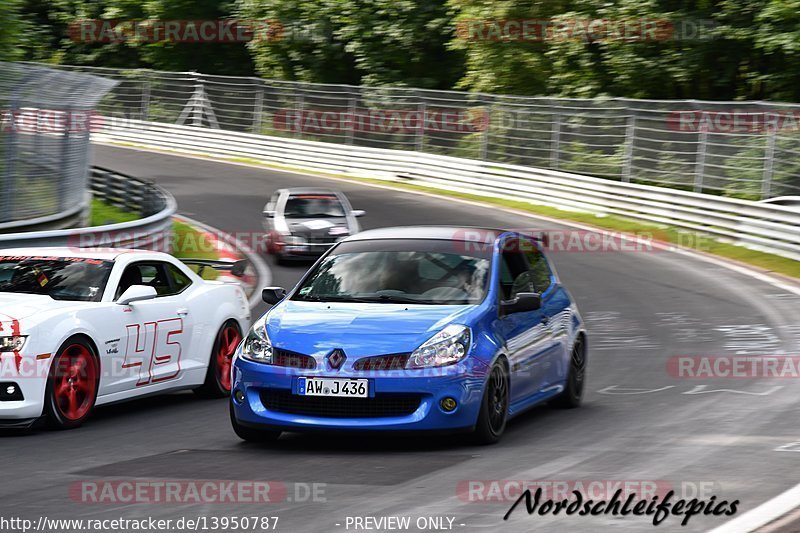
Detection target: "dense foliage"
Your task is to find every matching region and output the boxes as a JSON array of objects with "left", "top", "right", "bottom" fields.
[{"left": 4, "top": 0, "right": 800, "bottom": 100}]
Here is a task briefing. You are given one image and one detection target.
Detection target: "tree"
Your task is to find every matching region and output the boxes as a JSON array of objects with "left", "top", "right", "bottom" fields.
[{"left": 239, "top": 0, "right": 463, "bottom": 88}]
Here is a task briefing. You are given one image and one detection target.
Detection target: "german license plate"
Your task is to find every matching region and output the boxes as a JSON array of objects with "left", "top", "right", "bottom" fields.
[{"left": 298, "top": 377, "right": 368, "bottom": 398}]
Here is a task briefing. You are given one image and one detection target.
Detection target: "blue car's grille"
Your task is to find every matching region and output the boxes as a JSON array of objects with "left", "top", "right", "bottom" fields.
[
  {"left": 272, "top": 349, "right": 316, "bottom": 369},
  {"left": 352, "top": 353, "right": 410, "bottom": 371},
  {"left": 260, "top": 389, "right": 422, "bottom": 418}
]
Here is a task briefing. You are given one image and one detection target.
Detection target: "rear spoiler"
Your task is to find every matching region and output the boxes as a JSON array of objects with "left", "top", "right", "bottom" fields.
[{"left": 180, "top": 258, "right": 248, "bottom": 278}]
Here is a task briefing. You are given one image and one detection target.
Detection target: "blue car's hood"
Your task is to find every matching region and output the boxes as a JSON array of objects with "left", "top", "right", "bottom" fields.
[{"left": 266, "top": 300, "right": 479, "bottom": 357}]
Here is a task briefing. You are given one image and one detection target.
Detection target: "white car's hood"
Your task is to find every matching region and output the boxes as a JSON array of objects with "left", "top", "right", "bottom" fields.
[{"left": 0, "top": 292, "right": 77, "bottom": 321}]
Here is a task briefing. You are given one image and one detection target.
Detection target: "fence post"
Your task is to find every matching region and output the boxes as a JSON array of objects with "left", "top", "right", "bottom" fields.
[
  {"left": 550, "top": 113, "right": 561, "bottom": 169},
  {"left": 416, "top": 101, "right": 427, "bottom": 152},
  {"left": 294, "top": 93, "right": 304, "bottom": 139},
  {"left": 59, "top": 108, "right": 73, "bottom": 212},
  {"left": 694, "top": 128, "right": 708, "bottom": 192},
  {"left": 141, "top": 75, "right": 151, "bottom": 121},
  {"left": 192, "top": 74, "right": 204, "bottom": 127},
  {"left": 479, "top": 105, "right": 490, "bottom": 160},
  {"left": 253, "top": 83, "right": 264, "bottom": 134},
  {"left": 762, "top": 128, "right": 777, "bottom": 199},
  {"left": 622, "top": 114, "right": 636, "bottom": 181},
  {"left": 346, "top": 95, "right": 356, "bottom": 145}
]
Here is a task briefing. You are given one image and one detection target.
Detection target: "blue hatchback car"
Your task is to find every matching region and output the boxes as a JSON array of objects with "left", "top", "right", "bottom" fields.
[{"left": 230, "top": 226, "right": 587, "bottom": 444}]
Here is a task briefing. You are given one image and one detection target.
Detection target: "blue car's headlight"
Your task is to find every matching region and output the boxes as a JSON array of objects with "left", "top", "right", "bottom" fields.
[
  {"left": 407, "top": 325, "right": 471, "bottom": 369},
  {"left": 241, "top": 315, "right": 273, "bottom": 364}
]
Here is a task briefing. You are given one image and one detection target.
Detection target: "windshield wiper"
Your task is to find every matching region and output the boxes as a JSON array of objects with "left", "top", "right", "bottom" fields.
[
  {"left": 295, "top": 295, "right": 374, "bottom": 303},
  {"left": 351, "top": 295, "right": 440, "bottom": 305}
]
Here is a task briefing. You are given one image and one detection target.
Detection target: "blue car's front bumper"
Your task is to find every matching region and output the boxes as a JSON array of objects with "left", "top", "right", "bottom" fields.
[{"left": 231, "top": 355, "right": 491, "bottom": 432}]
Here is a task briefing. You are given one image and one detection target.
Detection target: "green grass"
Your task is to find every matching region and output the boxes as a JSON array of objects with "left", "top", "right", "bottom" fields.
[
  {"left": 104, "top": 140, "right": 800, "bottom": 280},
  {"left": 171, "top": 219, "right": 220, "bottom": 279},
  {"left": 90, "top": 198, "right": 221, "bottom": 279},
  {"left": 89, "top": 198, "right": 139, "bottom": 225}
]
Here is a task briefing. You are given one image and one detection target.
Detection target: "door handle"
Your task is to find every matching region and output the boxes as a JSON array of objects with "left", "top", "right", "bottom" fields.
[{"left": 176, "top": 308, "right": 189, "bottom": 317}]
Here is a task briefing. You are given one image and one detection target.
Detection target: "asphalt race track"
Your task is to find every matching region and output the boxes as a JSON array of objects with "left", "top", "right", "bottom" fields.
[{"left": 2, "top": 144, "right": 799, "bottom": 533}]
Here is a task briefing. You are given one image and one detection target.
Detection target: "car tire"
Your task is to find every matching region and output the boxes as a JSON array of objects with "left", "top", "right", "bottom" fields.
[
  {"left": 472, "top": 360, "right": 509, "bottom": 445},
  {"left": 195, "top": 320, "right": 242, "bottom": 399},
  {"left": 44, "top": 336, "right": 100, "bottom": 430},
  {"left": 229, "top": 401, "right": 281, "bottom": 442},
  {"left": 552, "top": 336, "right": 586, "bottom": 409}
]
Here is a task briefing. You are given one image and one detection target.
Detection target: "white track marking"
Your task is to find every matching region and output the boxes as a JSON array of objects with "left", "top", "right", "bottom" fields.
[{"left": 707, "top": 484, "right": 800, "bottom": 533}]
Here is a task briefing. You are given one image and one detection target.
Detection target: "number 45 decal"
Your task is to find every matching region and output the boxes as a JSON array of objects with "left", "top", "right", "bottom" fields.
[{"left": 122, "top": 318, "right": 183, "bottom": 386}]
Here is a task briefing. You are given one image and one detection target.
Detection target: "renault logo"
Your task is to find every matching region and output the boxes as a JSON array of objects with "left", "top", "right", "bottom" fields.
[{"left": 327, "top": 349, "right": 346, "bottom": 370}]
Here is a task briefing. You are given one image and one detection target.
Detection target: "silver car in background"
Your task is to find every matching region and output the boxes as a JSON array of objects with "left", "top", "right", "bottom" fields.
[{"left": 263, "top": 188, "right": 365, "bottom": 265}]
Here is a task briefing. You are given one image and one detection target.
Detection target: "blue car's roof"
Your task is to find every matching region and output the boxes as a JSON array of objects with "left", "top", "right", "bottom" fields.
[{"left": 343, "top": 226, "right": 509, "bottom": 242}]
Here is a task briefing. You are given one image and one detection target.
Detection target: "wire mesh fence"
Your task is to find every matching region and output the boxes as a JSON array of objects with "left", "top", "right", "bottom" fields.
[
  {"left": 46, "top": 63, "right": 800, "bottom": 200},
  {"left": 0, "top": 62, "right": 117, "bottom": 226}
]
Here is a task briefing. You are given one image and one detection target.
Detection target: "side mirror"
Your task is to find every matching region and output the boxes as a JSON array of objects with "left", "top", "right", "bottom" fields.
[
  {"left": 262, "top": 286, "right": 286, "bottom": 305},
  {"left": 351, "top": 209, "right": 366, "bottom": 218},
  {"left": 117, "top": 285, "right": 158, "bottom": 305},
  {"left": 500, "top": 292, "right": 541, "bottom": 315},
  {"left": 263, "top": 210, "right": 276, "bottom": 218}
]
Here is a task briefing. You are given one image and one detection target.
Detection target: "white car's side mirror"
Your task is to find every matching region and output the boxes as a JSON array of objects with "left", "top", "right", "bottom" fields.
[
  {"left": 351, "top": 209, "right": 366, "bottom": 218},
  {"left": 117, "top": 285, "right": 158, "bottom": 305}
]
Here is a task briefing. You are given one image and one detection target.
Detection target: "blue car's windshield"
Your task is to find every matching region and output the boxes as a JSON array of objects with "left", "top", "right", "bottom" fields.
[{"left": 293, "top": 239, "right": 491, "bottom": 305}]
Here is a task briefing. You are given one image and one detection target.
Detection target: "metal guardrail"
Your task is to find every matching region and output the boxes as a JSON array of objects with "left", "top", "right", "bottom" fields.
[
  {"left": 37, "top": 63, "right": 800, "bottom": 200},
  {"left": 91, "top": 167, "right": 168, "bottom": 218},
  {"left": 0, "top": 167, "right": 176, "bottom": 250},
  {"left": 95, "top": 120, "right": 800, "bottom": 262}
]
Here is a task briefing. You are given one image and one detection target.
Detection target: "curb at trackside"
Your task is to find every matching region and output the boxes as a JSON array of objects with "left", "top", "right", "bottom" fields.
[{"left": 173, "top": 214, "right": 270, "bottom": 310}]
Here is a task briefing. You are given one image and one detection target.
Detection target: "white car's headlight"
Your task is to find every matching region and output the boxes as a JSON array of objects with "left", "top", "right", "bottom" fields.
[
  {"left": 407, "top": 325, "right": 470, "bottom": 369},
  {"left": 240, "top": 315, "right": 273, "bottom": 363},
  {"left": 0, "top": 336, "right": 26, "bottom": 352}
]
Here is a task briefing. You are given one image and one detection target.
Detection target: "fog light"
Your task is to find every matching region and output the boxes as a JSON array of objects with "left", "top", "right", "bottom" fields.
[
  {"left": 440, "top": 397, "right": 457, "bottom": 412},
  {"left": 234, "top": 390, "right": 246, "bottom": 403}
]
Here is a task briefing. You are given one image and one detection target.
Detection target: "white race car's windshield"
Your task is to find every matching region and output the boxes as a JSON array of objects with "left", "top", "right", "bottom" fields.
[
  {"left": 284, "top": 194, "right": 346, "bottom": 218},
  {"left": 293, "top": 239, "right": 491, "bottom": 305},
  {"left": 0, "top": 257, "right": 113, "bottom": 302}
]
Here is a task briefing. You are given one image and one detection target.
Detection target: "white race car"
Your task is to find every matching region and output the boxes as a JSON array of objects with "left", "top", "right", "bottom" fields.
[{"left": 0, "top": 248, "right": 251, "bottom": 429}]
